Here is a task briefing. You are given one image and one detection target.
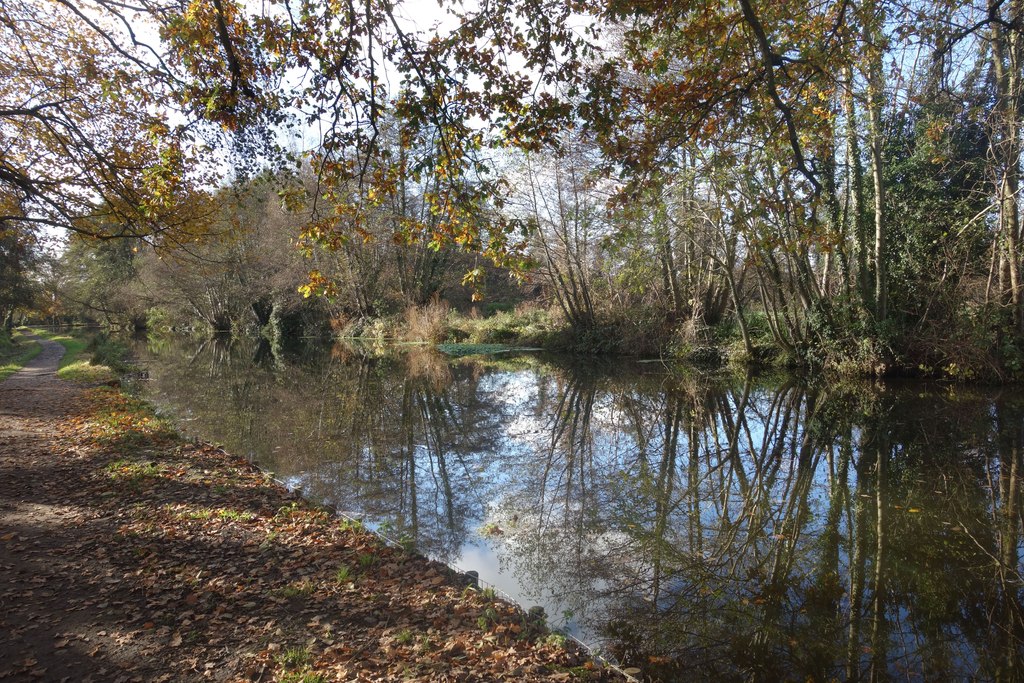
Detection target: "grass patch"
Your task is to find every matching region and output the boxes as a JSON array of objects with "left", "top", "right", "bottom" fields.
[
  {"left": 215, "top": 508, "right": 255, "bottom": 522},
  {"left": 277, "top": 580, "right": 314, "bottom": 598},
  {"left": 176, "top": 506, "right": 255, "bottom": 522},
  {"left": 30, "top": 329, "right": 122, "bottom": 383},
  {"left": 105, "top": 459, "right": 161, "bottom": 482},
  {"left": 279, "top": 673, "right": 325, "bottom": 683},
  {"left": 83, "top": 387, "right": 178, "bottom": 449},
  {"left": 0, "top": 330, "right": 41, "bottom": 381},
  {"left": 55, "top": 336, "right": 88, "bottom": 369},
  {"left": 57, "top": 359, "right": 118, "bottom": 384},
  {"left": 276, "top": 646, "right": 325, "bottom": 683},
  {"left": 277, "top": 646, "right": 312, "bottom": 668}
]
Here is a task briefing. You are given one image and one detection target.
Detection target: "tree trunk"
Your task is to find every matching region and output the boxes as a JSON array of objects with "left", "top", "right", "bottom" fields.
[
  {"left": 865, "top": 28, "right": 887, "bottom": 322},
  {"left": 992, "top": 11, "right": 1024, "bottom": 330},
  {"left": 844, "top": 66, "right": 870, "bottom": 313}
]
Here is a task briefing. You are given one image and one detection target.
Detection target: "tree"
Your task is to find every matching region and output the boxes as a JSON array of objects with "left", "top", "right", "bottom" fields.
[
  {"left": 0, "top": 0, "right": 216, "bottom": 244},
  {"left": 0, "top": 228, "right": 36, "bottom": 328},
  {"left": 56, "top": 232, "right": 147, "bottom": 329}
]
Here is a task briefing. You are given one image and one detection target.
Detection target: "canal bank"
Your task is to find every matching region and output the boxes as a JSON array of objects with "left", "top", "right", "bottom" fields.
[{"left": 0, "top": 337, "right": 620, "bottom": 682}]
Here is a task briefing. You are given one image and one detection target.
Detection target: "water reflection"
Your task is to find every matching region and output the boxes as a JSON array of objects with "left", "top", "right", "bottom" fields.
[{"left": 136, "top": 337, "right": 1024, "bottom": 681}]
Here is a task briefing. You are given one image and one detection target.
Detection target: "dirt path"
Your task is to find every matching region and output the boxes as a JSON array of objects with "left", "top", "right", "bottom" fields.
[
  {"left": 0, "top": 337, "right": 148, "bottom": 682},
  {"left": 0, "top": 337, "right": 618, "bottom": 682}
]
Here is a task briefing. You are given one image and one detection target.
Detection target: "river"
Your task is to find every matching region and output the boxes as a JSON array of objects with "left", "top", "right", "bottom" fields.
[{"left": 132, "top": 334, "right": 1024, "bottom": 681}]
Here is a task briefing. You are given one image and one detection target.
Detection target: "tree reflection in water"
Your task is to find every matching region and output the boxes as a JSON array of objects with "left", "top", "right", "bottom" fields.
[{"left": 137, "top": 337, "right": 1024, "bottom": 681}]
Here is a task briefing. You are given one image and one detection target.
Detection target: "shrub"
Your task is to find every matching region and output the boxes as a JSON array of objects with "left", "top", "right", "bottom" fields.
[
  {"left": 403, "top": 298, "right": 450, "bottom": 343},
  {"left": 88, "top": 334, "right": 131, "bottom": 373}
]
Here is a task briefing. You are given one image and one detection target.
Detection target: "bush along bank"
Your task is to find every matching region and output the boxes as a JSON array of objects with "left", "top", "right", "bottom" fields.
[{"left": 334, "top": 300, "right": 1024, "bottom": 382}]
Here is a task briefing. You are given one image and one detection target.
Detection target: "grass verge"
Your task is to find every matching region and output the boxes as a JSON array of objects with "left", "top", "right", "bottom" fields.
[
  {"left": 0, "top": 329, "right": 42, "bottom": 381},
  {"left": 32, "top": 328, "right": 122, "bottom": 384}
]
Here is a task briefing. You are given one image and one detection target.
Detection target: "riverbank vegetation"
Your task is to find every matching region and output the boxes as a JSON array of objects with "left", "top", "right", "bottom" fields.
[{"left": 4, "top": 1, "right": 1024, "bottom": 380}]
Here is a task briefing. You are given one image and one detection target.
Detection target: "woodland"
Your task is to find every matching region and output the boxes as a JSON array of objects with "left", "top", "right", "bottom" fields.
[{"left": 2, "top": 0, "right": 1024, "bottom": 380}]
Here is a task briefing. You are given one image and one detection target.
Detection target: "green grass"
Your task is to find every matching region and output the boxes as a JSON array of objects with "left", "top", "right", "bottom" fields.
[
  {"left": 57, "top": 359, "right": 118, "bottom": 383},
  {"left": 178, "top": 506, "right": 255, "bottom": 522},
  {"left": 29, "top": 329, "right": 120, "bottom": 384},
  {"left": 277, "top": 646, "right": 311, "bottom": 668},
  {"left": 277, "top": 580, "right": 314, "bottom": 598},
  {"left": 56, "top": 336, "right": 88, "bottom": 369},
  {"left": 275, "top": 646, "right": 325, "bottom": 683},
  {"left": 215, "top": 508, "right": 255, "bottom": 522},
  {"left": 0, "top": 330, "right": 41, "bottom": 381},
  {"left": 105, "top": 459, "right": 161, "bottom": 482},
  {"left": 279, "top": 673, "right": 324, "bottom": 683}
]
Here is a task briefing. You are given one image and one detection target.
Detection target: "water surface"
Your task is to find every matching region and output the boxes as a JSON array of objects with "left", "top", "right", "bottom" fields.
[{"left": 134, "top": 336, "right": 1024, "bottom": 681}]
